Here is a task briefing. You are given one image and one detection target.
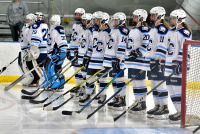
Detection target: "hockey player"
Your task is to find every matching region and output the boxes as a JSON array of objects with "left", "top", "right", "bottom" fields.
[
  {"left": 146, "top": 6, "right": 171, "bottom": 119},
  {"left": 166, "top": 9, "right": 192, "bottom": 121},
  {"left": 18, "top": 13, "right": 37, "bottom": 86},
  {"left": 79, "top": 11, "right": 110, "bottom": 105},
  {"left": 45, "top": 15, "right": 68, "bottom": 89},
  {"left": 25, "top": 12, "right": 48, "bottom": 86},
  {"left": 103, "top": 12, "right": 129, "bottom": 111},
  {"left": 124, "top": 9, "right": 150, "bottom": 114},
  {"left": 67, "top": 8, "right": 85, "bottom": 87},
  {"left": 77, "top": 13, "right": 94, "bottom": 96}
]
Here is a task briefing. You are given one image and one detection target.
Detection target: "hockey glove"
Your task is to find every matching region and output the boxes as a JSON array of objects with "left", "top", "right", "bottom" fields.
[
  {"left": 160, "top": 60, "right": 165, "bottom": 74},
  {"left": 112, "top": 58, "right": 120, "bottom": 69},
  {"left": 172, "top": 60, "right": 182, "bottom": 75},
  {"left": 128, "top": 48, "right": 142, "bottom": 61},
  {"left": 150, "top": 59, "right": 160, "bottom": 72},
  {"left": 83, "top": 55, "right": 90, "bottom": 69},
  {"left": 66, "top": 50, "right": 71, "bottom": 60}
]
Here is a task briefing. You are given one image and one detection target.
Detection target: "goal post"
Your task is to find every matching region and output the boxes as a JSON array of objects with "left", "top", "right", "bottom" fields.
[{"left": 181, "top": 40, "right": 200, "bottom": 128}]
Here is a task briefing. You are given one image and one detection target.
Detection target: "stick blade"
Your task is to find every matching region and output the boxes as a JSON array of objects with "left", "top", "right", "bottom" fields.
[
  {"left": 29, "top": 99, "right": 45, "bottom": 104},
  {"left": 43, "top": 107, "right": 53, "bottom": 111},
  {"left": 21, "top": 95, "right": 33, "bottom": 100},
  {"left": 72, "top": 112, "right": 88, "bottom": 120},
  {"left": 21, "top": 89, "right": 35, "bottom": 95},
  {"left": 62, "top": 110, "right": 73, "bottom": 115},
  {"left": 98, "top": 116, "right": 114, "bottom": 122}
]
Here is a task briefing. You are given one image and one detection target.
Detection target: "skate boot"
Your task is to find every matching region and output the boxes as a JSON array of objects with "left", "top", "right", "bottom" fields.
[
  {"left": 130, "top": 101, "right": 146, "bottom": 115},
  {"left": 98, "top": 95, "right": 107, "bottom": 104},
  {"left": 78, "top": 86, "right": 86, "bottom": 98},
  {"left": 154, "top": 105, "right": 169, "bottom": 120},
  {"left": 169, "top": 112, "right": 181, "bottom": 123},
  {"left": 113, "top": 96, "right": 126, "bottom": 111},
  {"left": 79, "top": 93, "right": 91, "bottom": 106},
  {"left": 146, "top": 105, "right": 160, "bottom": 118},
  {"left": 107, "top": 97, "right": 119, "bottom": 109}
]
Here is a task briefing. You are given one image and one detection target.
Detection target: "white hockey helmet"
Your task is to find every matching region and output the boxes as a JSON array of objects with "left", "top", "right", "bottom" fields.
[
  {"left": 75, "top": 8, "right": 85, "bottom": 15},
  {"left": 81, "top": 13, "right": 92, "bottom": 21},
  {"left": 170, "top": 9, "right": 187, "bottom": 22},
  {"left": 102, "top": 12, "right": 110, "bottom": 24},
  {"left": 150, "top": 6, "right": 166, "bottom": 19},
  {"left": 50, "top": 15, "right": 61, "bottom": 28},
  {"left": 112, "top": 12, "right": 126, "bottom": 25},
  {"left": 133, "top": 9, "right": 148, "bottom": 22},
  {"left": 35, "top": 12, "right": 44, "bottom": 21},
  {"left": 25, "top": 13, "right": 37, "bottom": 26}
]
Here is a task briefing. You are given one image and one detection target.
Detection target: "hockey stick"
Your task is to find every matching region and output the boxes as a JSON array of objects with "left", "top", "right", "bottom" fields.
[
  {"left": 44, "top": 67, "right": 113, "bottom": 111},
  {"left": 71, "top": 70, "right": 144, "bottom": 120},
  {"left": 42, "top": 68, "right": 105, "bottom": 108},
  {"left": 4, "top": 60, "right": 46, "bottom": 91},
  {"left": 21, "top": 57, "right": 76, "bottom": 95},
  {"left": 29, "top": 65, "right": 85, "bottom": 104},
  {"left": 62, "top": 68, "right": 125, "bottom": 116},
  {"left": 0, "top": 56, "right": 18, "bottom": 74},
  {"left": 100, "top": 73, "right": 174, "bottom": 122},
  {"left": 21, "top": 64, "right": 79, "bottom": 100}
]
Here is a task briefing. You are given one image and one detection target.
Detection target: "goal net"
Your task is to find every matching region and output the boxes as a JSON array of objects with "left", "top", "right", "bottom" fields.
[{"left": 181, "top": 40, "right": 200, "bottom": 128}]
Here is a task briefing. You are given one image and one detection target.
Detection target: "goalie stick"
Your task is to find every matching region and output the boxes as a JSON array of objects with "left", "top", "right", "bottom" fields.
[
  {"left": 99, "top": 73, "right": 174, "bottom": 122},
  {"left": 70, "top": 70, "right": 144, "bottom": 120},
  {"left": 4, "top": 60, "right": 45, "bottom": 91},
  {"left": 42, "top": 68, "right": 105, "bottom": 108},
  {"left": 29, "top": 65, "right": 85, "bottom": 104},
  {"left": 21, "top": 65, "right": 80, "bottom": 100},
  {"left": 21, "top": 57, "right": 76, "bottom": 95},
  {"left": 44, "top": 67, "right": 113, "bottom": 111},
  {"left": 62, "top": 68, "right": 125, "bottom": 116}
]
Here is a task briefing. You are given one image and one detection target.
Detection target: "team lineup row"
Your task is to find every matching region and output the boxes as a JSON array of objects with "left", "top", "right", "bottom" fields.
[{"left": 17, "top": 6, "right": 192, "bottom": 122}]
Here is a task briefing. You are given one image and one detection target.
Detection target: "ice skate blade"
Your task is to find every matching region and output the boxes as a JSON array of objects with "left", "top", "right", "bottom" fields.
[
  {"left": 112, "top": 106, "right": 125, "bottom": 111},
  {"left": 169, "top": 119, "right": 181, "bottom": 124},
  {"left": 131, "top": 110, "right": 146, "bottom": 115},
  {"left": 147, "top": 114, "right": 154, "bottom": 118},
  {"left": 154, "top": 114, "right": 169, "bottom": 120}
]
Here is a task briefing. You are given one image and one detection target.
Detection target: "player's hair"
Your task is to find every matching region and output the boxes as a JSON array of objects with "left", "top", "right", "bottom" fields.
[
  {"left": 182, "top": 22, "right": 192, "bottom": 33},
  {"left": 141, "top": 21, "right": 148, "bottom": 26},
  {"left": 161, "top": 19, "right": 171, "bottom": 30},
  {"left": 105, "top": 24, "right": 110, "bottom": 28}
]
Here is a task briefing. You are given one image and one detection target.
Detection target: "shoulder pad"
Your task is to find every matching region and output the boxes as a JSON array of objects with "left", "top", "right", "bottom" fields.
[
  {"left": 137, "top": 26, "right": 151, "bottom": 33},
  {"left": 55, "top": 26, "right": 65, "bottom": 34},
  {"left": 178, "top": 28, "right": 192, "bottom": 38},
  {"left": 32, "top": 22, "right": 42, "bottom": 29},
  {"left": 88, "top": 26, "right": 97, "bottom": 33},
  {"left": 103, "top": 28, "right": 111, "bottom": 34},
  {"left": 118, "top": 26, "right": 129, "bottom": 35},
  {"left": 156, "top": 24, "right": 169, "bottom": 35}
]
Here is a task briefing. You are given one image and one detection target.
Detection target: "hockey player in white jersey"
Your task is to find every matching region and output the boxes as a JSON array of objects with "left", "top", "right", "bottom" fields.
[
  {"left": 76, "top": 13, "right": 95, "bottom": 96},
  {"left": 166, "top": 9, "right": 192, "bottom": 121},
  {"left": 67, "top": 8, "right": 85, "bottom": 86},
  {"left": 18, "top": 13, "right": 37, "bottom": 86},
  {"left": 44, "top": 15, "right": 68, "bottom": 89},
  {"left": 146, "top": 7, "right": 171, "bottom": 119},
  {"left": 79, "top": 11, "right": 111, "bottom": 105},
  {"left": 25, "top": 12, "right": 48, "bottom": 86},
  {"left": 103, "top": 12, "right": 129, "bottom": 111},
  {"left": 124, "top": 9, "right": 150, "bottom": 114}
]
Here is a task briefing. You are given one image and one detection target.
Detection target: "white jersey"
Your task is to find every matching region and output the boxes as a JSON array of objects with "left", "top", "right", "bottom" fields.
[
  {"left": 87, "top": 28, "right": 111, "bottom": 69},
  {"left": 70, "top": 23, "right": 83, "bottom": 56},
  {"left": 30, "top": 21, "right": 48, "bottom": 54},
  {"left": 78, "top": 26, "right": 96, "bottom": 65},
  {"left": 165, "top": 27, "right": 192, "bottom": 77},
  {"left": 124, "top": 25, "right": 151, "bottom": 70},
  {"left": 103, "top": 26, "right": 129, "bottom": 69},
  {"left": 20, "top": 25, "right": 30, "bottom": 52},
  {"left": 47, "top": 26, "right": 68, "bottom": 57},
  {"left": 145, "top": 23, "right": 169, "bottom": 70}
]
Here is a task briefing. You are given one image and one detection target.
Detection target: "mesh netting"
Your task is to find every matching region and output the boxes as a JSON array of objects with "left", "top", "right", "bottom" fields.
[{"left": 185, "top": 44, "right": 200, "bottom": 126}]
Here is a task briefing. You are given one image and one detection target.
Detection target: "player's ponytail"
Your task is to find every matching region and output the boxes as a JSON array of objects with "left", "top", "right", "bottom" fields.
[
  {"left": 106, "top": 23, "right": 110, "bottom": 28},
  {"left": 141, "top": 21, "right": 148, "bottom": 26},
  {"left": 182, "top": 22, "right": 192, "bottom": 33},
  {"left": 161, "top": 19, "right": 171, "bottom": 30}
]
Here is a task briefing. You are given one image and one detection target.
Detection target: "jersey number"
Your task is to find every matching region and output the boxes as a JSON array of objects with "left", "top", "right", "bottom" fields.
[{"left": 42, "top": 29, "right": 48, "bottom": 41}]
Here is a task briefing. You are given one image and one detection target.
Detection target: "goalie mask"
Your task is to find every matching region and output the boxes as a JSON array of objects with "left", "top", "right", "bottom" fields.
[
  {"left": 50, "top": 15, "right": 61, "bottom": 30},
  {"left": 35, "top": 12, "right": 44, "bottom": 21},
  {"left": 25, "top": 13, "right": 37, "bottom": 27}
]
